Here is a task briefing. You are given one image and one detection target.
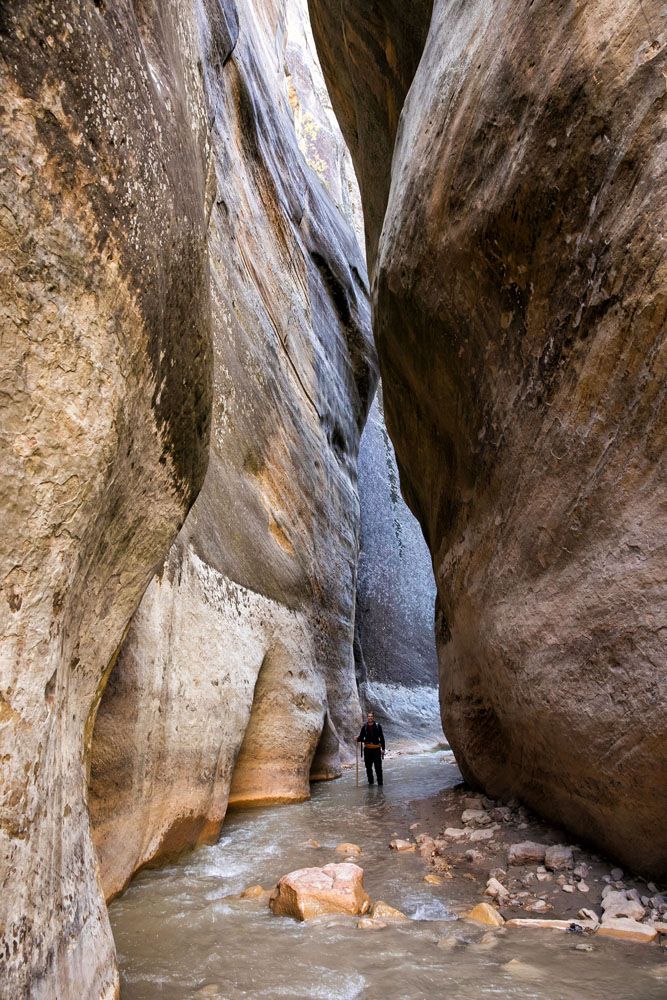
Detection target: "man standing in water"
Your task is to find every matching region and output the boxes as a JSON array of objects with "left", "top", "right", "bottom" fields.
[{"left": 357, "top": 711, "right": 386, "bottom": 785}]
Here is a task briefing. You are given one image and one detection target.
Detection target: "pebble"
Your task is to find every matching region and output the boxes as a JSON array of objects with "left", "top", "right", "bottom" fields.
[
  {"left": 609, "top": 868, "right": 624, "bottom": 881},
  {"left": 573, "top": 863, "right": 590, "bottom": 879},
  {"left": 574, "top": 943, "right": 594, "bottom": 952},
  {"left": 357, "top": 917, "right": 387, "bottom": 930},
  {"left": 461, "top": 809, "right": 491, "bottom": 826},
  {"left": 485, "top": 877, "right": 509, "bottom": 900},
  {"left": 409, "top": 822, "right": 421, "bottom": 830},
  {"left": 562, "top": 885, "right": 575, "bottom": 893},
  {"left": 470, "top": 829, "right": 494, "bottom": 842},
  {"left": 423, "top": 874, "right": 445, "bottom": 885},
  {"left": 507, "top": 842, "right": 546, "bottom": 866},
  {"left": 544, "top": 845, "right": 574, "bottom": 871},
  {"left": 443, "top": 828, "right": 468, "bottom": 840},
  {"left": 464, "top": 849, "right": 484, "bottom": 864},
  {"left": 525, "top": 899, "right": 549, "bottom": 913},
  {"left": 389, "top": 839, "right": 415, "bottom": 852},
  {"left": 502, "top": 959, "right": 543, "bottom": 981},
  {"left": 303, "top": 839, "right": 320, "bottom": 848},
  {"left": 336, "top": 842, "right": 362, "bottom": 856},
  {"left": 577, "top": 882, "right": 589, "bottom": 893}
]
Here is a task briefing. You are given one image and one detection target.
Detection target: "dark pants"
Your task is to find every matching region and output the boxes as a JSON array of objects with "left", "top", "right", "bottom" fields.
[{"left": 364, "top": 747, "right": 383, "bottom": 785}]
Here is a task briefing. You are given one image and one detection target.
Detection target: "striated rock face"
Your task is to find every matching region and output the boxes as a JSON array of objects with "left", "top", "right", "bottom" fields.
[
  {"left": 0, "top": 2, "right": 212, "bottom": 996},
  {"left": 355, "top": 386, "right": 440, "bottom": 743},
  {"left": 310, "top": 0, "right": 667, "bottom": 875},
  {"left": 89, "top": 0, "right": 376, "bottom": 901}
]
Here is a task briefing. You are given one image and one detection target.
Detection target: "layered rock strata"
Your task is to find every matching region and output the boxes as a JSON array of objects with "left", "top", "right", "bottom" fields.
[
  {"left": 89, "top": 0, "right": 376, "bottom": 902},
  {"left": 0, "top": 2, "right": 213, "bottom": 996},
  {"left": 355, "top": 387, "right": 440, "bottom": 744},
  {"left": 310, "top": 0, "right": 667, "bottom": 875}
]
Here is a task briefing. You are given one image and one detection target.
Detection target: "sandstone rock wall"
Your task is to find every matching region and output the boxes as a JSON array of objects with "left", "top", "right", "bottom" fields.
[
  {"left": 355, "top": 387, "right": 440, "bottom": 745},
  {"left": 89, "top": 0, "right": 376, "bottom": 901},
  {"left": 310, "top": 0, "right": 667, "bottom": 876},
  {"left": 0, "top": 2, "right": 213, "bottom": 995}
]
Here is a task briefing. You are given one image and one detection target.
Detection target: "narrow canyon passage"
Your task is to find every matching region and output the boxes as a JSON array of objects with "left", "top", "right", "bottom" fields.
[{"left": 110, "top": 752, "right": 665, "bottom": 1000}]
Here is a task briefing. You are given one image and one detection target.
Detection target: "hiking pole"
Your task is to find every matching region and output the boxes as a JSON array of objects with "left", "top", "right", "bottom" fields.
[{"left": 356, "top": 742, "right": 359, "bottom": 787}]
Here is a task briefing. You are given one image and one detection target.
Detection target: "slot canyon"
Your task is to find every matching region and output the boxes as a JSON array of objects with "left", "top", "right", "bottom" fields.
[{"left": 0, "top": 0, "right": 665, "bottom": 997}]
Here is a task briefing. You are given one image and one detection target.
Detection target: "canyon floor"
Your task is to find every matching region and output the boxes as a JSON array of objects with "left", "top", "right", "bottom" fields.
[{"left": 109, "top": 751, "right": 666, "bottom": 999}]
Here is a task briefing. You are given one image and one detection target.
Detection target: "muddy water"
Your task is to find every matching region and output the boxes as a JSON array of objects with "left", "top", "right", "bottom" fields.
[{"left": 110, "top": 752, "right": 666, "bottom": 999}]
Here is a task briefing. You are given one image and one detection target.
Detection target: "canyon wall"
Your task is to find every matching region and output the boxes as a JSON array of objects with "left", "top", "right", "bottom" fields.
[
  {"left": 310, "top": 0, "right": 667, "bottom": 876},
  {"left": 355, "top": 387, "right": 440, "bottom": 745},
  {"left": 0, "top": 2, "right": 213, "bottom": 996},
  {"left": 89, "top": 0, "right": 376, "bottom": 903}
]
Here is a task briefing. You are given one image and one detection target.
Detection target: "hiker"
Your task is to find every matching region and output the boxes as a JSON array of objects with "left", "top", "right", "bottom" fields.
[{"left": 357, "top": 711, "right": 385, "bottom": 786}]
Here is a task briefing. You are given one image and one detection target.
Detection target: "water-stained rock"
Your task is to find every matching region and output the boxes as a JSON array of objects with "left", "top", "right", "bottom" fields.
[
  {"left": 310, "top": 0, "right": 667, "bottom": 877},
  {"left": 89, "top": 0, "right": 376, "bottom": 901},
  {"left": 0, "top": 1, "right": 213, "bottom": 995}
]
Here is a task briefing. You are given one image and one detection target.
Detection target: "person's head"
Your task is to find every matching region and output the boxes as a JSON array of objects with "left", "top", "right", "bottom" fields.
[{"left": 367, "top": 712, "right": 375, "bottom": 724}]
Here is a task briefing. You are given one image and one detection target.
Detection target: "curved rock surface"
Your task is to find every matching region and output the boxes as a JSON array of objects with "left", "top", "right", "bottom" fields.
[
  {"left": 89, "top": 0, "right": 376, "bottom": 901},
  {"left": 355, "top": 386, "right": 440, "bottom": 743},
  {"left": 310, "top": 0, "right": 667, "bottom": 875},
  {"left": 0, "top": 2, "right": 212, "bottom": 995}
]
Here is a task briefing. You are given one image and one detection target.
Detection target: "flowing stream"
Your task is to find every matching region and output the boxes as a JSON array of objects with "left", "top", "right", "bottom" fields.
[{"left": 110, "top": 752, "right": 666, "bottom": 999}]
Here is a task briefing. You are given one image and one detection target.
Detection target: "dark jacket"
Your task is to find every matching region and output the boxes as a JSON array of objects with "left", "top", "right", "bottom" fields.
[{"left": 357, "top": 721, "right": 385, "bottom": 751}]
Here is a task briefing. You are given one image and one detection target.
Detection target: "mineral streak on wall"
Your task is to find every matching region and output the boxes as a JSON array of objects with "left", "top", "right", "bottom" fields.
[{"left": 309, "top": 0, "right": 667, "bottom": 876}]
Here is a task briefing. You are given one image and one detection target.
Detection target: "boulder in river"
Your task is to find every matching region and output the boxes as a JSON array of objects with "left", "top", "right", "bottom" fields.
[
  {"left": 389, "top": 839, "right": 416, "bottom": 852},
  {"left": 335, "top": 843, "right": 362, "bottom": 856},
  {"left": 269, "top": 863, "right": 370, "bottom": 920},
  {"left": 466, "top": 902, "right": 505, "bottom": 927},
  {"left": 370, "top": 901, "right": 409, "bottom": 921}
]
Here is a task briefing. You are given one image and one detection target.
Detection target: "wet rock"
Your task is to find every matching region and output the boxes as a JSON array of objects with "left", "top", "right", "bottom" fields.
[
  {"left": 357, "top": 917, "right": 387, "bottom": 930},
  {"left": 443, "top": 828, "right": 468, "bottom": 841},
  {"left": 424, "top": 874, "right": 446, "bottom": 885},
  {"left": 466, "top": 903, "right": 505, "bottom": 927},
  {"left": 508, "top": 842, "right": 546, "bottom": 866},
  {"left": 544, "top": 846, "right": 574, "bottom": 872},
  {"left": 574, "top": 943, "right": 594, "bottom": 953},
  {"left": 304, "top": 840, "right": 321, "bottom": 849},
  {"left": 270, "top": 863, "right": 370, "bottom": 920},
  {"left": 240, "top": 885, "right": 271, "bottom": 900},
  {"left": 578, "top": 909, "right": 599, "bottom": 924},
  {"left": 370, "top": 901, "right": 409, "bottom": 921},
  {"left": 465, "top": 850, "right": 484, "bottom": 864},
  {"left": 597, "top": 918, "right": 657, "bottom": 944},
  {"left": 609, "top": 868, "right": 624, "bottom": 882},
  {"left": 577, "top": 883, "right": 590, "bottom": 893},
  {"left": 490, "top": 868, "right": 507, "bottom": 881},
  {"left": 335, "top": 843, "right": 361, "bottom": 856},
  {"left": 573, "top": 863, "right": 591, "bottom": 880},
  {"left": 562, "top": 885, "right": 575, "bottom": 894},
  {"left": 502, "top": 959, "right": 543, "bottom": 981},
  {"left": 389, "top": 839, "right": 416, "bottom": 852}
]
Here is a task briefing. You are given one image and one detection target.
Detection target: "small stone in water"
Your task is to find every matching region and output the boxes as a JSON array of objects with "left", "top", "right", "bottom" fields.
[
  {"left": 423, "top": 874, "right": 445, "bottom": 885},
  {"left": 336, "top": 842, "right": 361, "bottom": 855},
  {"left": 465, "top": 849, "right": 484, "bottom": 864},
  {"left": 562, "top": 885, "right": 575, "bottom": 893},
  {"left": 466, "top": 902, "right": 505, "bottom": 927},
  {"left": 389, "top": 839, "right": 416, "bottom": 852},
  {"left": 575, "top": 943, "right": 594, "bottom": 952},
  {"left": 577, "top": 882, "right": 589, "bottom": 893},
  {"left": 409, "top": 822, "right": 420, "bottom": 830},
  {"left": 502, "top": 959, "right": 543, "bottom": 981},
  {"left": 357, "top": 917, "right": 387, "bottom": 930}
]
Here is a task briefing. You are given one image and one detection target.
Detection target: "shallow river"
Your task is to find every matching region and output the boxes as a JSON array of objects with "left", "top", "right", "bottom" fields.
[{"left": 110, "top": 752, "right": 666, "bottom": 999}]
